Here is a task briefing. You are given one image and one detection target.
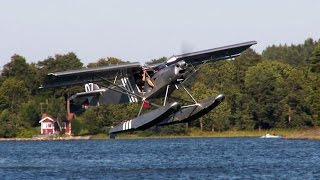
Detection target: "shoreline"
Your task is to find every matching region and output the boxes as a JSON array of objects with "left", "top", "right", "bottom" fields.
[
  {"left": 0, "top": 136, "right": 92, "bottom": 141},
  {"left": 0, "top": 128, "right": 319, "bottom": 141}
]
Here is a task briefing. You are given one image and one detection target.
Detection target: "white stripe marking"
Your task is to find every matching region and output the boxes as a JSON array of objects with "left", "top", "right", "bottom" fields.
[
  {"left": 121, "top": 78, "right": 134, "bottom": 103},
  {"left": 125, "top": 77, "right": 138, "bottom": 103},
  {"left": 129, "top": 120, "right": 132, "bottom": 129}
]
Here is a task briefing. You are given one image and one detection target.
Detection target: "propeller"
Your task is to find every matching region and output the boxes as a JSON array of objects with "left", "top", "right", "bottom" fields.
[{"left": 180, "top": 41, "right": 194, "bottom": 54}]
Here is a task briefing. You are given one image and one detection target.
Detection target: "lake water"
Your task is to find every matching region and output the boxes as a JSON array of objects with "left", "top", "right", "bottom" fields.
[{"left": 0, "top": 137, "right": 319, "bottom": 179}]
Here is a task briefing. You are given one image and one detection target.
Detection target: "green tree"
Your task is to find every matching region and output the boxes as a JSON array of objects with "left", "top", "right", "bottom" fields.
[
  {"left": 0, "top": 78, "right": 29, "bottom": 112},
  {"left": 2, "top": 55, "right": 39, "bottom": 94},
  {"left": 0, "top": 93, "right": 9, "bottom": 111},
  {"left": 80, "top": 108, "right": 101, "bottom": 134},
  {"left": 87, "top": 57, "right": 127, "bottom": 68},
  {"left": 310, "top": 43, "right": 320, "bottom": 73},
  {"left": 199, "top": 61, "right": 236, "bottom": 92},
  {"left": 0, "top": 110, "right": 20, "bottom": 138},
  {"left": 204, "top": 100, "right": 231, "bottom": 132},
  {"left": 41, "top": 52, "right": 83, "bottom": 71},
  {"left": 145, "top": 57, "right": 167, "bottom": 65},
  {"left": 189, "top": 82, "right": 230, "bottom": 131},
  {"left": 18, "top": 100, "right": 41, "bottom": 127},
  {"left": 262, "top": 38, "right": 319, "bottom": 66},
  {"left": 37, "top": 52, "right": 83, "bottom": 83},
  {"left": 71, "top": 118, "right": 84, "bottom": 136},
  {"left": 275, "top": 67, "right": 313, "bottom": 128},
  {"left": 235, "top": 100, "right": 255, "bottom": 130},
  {"left": 233, "top": 48, "right": 263, "bottom": 91},
  {"left": 245, "top": 61, "right": 292, "bottom": 129},
  {"left": 306, "top": 72, "right": 320, "bottom": 126}
]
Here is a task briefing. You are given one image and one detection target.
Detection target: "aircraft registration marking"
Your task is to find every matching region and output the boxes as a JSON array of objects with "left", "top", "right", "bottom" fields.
[{"left": 85, "top": 83, "right": 94, "bottom": 92}]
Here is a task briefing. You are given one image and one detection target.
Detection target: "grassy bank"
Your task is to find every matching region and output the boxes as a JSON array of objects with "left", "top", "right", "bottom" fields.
[
  {"left": 187, "top": 128, "right": 305, "bottom": 138},
  {"left": 114, "top": 128, "right": 310, "bottom": 139},
  {"left": 285, "top": 127, "right": 320, "bottom": 140}
]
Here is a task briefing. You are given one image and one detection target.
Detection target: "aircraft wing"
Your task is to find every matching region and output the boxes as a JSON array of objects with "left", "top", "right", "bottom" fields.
[
  {"left": 41, "top": 62, "right": 142, "bottom": 88},
  {"left": 165, "top": 41, "right": 257, "bottom": 66}
]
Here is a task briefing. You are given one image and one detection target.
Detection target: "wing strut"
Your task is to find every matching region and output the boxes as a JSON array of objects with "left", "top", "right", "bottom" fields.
[
  {"left": 182, "top": 59, "right": 209, "bottom": 85},
  {"left": 95, "top": 74, "right": 161, "bottom": 108},
  {"left": 163, "top": 85, "right": 170, "bottom": 106},
  {"left": 137, "top": 100, "right": 145, "bottom": 116},
  {"left": 95, "top": 74, "right": 144, "bottom": 99},
  {"left": 180, "top": 83, "right": 198, "bottom": 104}
]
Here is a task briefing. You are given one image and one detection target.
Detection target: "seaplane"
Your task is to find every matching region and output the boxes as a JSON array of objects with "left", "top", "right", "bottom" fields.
[{"left": 41, "top": 41, "right": 257, "bottom": 138}]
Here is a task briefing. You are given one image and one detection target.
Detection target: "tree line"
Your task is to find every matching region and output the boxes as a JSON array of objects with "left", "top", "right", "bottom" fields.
[{"left": 0, "top": 38, "right": 319, "bottom": 137}]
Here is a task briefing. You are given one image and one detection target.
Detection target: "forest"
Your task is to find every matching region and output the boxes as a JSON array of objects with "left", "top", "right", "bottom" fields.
[{"left": 0, "top": 38, "right": 319, "bottom": 138}]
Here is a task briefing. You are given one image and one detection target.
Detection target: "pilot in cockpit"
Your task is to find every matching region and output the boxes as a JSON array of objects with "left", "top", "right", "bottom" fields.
[
  {"left": 136, "top": 69, "right": 146, "bottom": 91},
  {"left": 135, "top": 68, "right": 154, "bottom": 92}
]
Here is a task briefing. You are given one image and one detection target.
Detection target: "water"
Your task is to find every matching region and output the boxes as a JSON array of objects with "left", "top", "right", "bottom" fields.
[{"left": 0, "top": 138, "right": 320, "bottom": 179}]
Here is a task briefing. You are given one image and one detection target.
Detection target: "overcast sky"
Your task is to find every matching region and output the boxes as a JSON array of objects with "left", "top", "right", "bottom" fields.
[{"left": 0, "top": 0, "right": 319, "bottom": 68}]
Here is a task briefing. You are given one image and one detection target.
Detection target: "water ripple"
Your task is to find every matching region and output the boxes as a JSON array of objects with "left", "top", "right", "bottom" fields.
[{"left": 0, "top": 138, "right": 320, "bottom": 179}]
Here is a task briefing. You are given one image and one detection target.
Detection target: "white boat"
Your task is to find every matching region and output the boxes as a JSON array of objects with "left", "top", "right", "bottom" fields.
[{"left": 260, "top": 133, "right": 282, "bottom": 138}]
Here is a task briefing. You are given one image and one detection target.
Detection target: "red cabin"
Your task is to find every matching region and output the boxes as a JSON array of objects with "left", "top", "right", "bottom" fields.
[{"left": 39, "top": 114, "right": 55, "bottom": 135}]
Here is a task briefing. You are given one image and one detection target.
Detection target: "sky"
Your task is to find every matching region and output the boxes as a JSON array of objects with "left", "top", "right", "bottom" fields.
[{"left": 0, "top": 0, "right": 319, "bottom": 68}]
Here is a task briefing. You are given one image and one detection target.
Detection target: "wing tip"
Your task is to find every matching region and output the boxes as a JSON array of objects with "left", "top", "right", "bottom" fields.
[{"left": 247, "top": 40, "right": 258, "bottom": 45}]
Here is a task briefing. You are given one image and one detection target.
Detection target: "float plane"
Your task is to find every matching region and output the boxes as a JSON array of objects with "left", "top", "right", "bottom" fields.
[{"left": 41, "top": 41, "right": 257, "bottom": 138}]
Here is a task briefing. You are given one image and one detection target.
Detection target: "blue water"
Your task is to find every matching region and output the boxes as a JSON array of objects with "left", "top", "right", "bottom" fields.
[{"left": 0, "top": 138, "right": 320, "bottom": 179}]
